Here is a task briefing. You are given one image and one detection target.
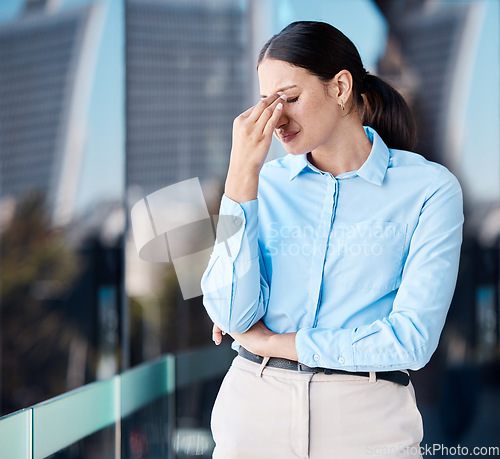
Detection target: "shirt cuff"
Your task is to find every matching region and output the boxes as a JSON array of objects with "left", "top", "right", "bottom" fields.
[
  {"left": 295, "top": 327, "right": 356, "bottom": 370},
  {"left": 213, "top": 194, "right": 258, "bottom": 262}
]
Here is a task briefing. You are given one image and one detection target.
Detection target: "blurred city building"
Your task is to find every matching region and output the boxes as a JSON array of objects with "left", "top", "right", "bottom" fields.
[
  {"left": 125, "top": 0, "right": 249, "bottom": 197},
  {"left": 123, "top": 4, "right": 253, "bottom": 450},
  {"left": 374, "top": 0, "right": 485, "bottom": 170},
  {"left": 0, "top": 0, "right": 104, "bottom": 226},
  {"left": 374, "top": 0, "right": 500, "bottom": 450},
  {"left": 0, "top": 0, "right": 123, "bottom": 417},
  {"left": 124, "top": 0, "right": 251, "bottom": 364}
]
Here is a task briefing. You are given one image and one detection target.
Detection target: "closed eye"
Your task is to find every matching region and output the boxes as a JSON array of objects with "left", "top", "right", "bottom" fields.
[{"left": 287, "top": 96, "right": 299, "bottom": 103}]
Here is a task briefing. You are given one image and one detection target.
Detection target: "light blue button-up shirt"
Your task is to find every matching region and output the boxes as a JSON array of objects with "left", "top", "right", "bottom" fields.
[{"left": 201, "top": 126, "right": 463, "bottom": 372}]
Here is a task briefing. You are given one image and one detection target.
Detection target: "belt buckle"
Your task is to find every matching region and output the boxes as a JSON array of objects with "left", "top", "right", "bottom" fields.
[{"left": 298, "top": 363, "right": 316, "bottom": 373}]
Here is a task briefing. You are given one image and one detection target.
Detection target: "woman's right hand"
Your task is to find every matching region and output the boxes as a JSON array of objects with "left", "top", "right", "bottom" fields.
[
  {"left": 225, "top": 93, "right": 286, "bottom": 203},
  {"left": 230, "top": 93, "right": 286, "bottom": 171}
]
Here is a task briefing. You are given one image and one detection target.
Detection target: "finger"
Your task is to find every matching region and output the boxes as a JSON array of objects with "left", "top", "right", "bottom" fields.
[
  {"left": 255, "top": 94, "right": 286, "bottom": 131},
  {"left": 236, "top": 94, "right": 278, "bottom": 123},
  {"left": 237, "top": 96, "right": 273, "bottom": 122},
  {"left": 213, "top": 330, "right": 222, "bottom": 345},
  {"left": 261, "top": 99, "right": 284, "bottom": 136},
  {"left": 247, "top": 93, "right": 284, "bottom": 123},
  {"left": 212, "top": 324, "right": 223, "bottom": 345}
]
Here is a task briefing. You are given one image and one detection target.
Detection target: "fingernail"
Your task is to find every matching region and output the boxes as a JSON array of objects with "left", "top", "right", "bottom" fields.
[
  {"left": 276, "top": 102, "right": 283, "bottom": 110},
  {"left": 280, "top": 94, "right": 287, "bottom": 100},
  {"left": 222, "top": 331, "right": 226, "bottom": 335}
]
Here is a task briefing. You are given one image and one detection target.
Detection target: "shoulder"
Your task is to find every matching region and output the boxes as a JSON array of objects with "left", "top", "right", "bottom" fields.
[
  {"left": 261, "top": 154, "right": 293, "bottom": 171},
  {"left": 259, "top": 154, "right": 294, "bottom": 180},
  {"left": 389, "top": 148, "right": 462, "bottom": 197}
]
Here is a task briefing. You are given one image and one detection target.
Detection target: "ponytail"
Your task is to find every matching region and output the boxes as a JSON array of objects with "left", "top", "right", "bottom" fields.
[{"left": 360, "top": 74, "right": 417, "bottom": 151}]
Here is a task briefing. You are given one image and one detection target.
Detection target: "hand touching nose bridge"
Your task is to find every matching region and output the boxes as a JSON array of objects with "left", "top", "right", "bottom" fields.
[
  {"left": 225, "top": 93, "right": 287, "bottom": 203},
  {"left": 248, "top": 93, "right": 287, "bottom": 126}
]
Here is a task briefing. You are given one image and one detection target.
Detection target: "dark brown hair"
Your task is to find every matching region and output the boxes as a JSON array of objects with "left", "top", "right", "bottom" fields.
[{"left": 258, "top": 21, "right": 416, "bottom": 151}]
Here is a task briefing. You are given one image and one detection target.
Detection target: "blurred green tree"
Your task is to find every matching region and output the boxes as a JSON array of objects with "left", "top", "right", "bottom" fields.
[{"left": 0, "top": 192, "right": 82, "bottom": 413}]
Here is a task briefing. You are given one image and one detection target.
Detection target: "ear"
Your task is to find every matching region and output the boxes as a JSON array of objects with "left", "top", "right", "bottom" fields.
[{"left": 330, "top": 70, "right": 353, "bottom": 107}]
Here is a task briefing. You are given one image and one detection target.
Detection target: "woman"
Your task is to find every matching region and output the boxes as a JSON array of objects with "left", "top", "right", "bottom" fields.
[{"left": 201, "top": 21, "right": 463, "bottom": 458}]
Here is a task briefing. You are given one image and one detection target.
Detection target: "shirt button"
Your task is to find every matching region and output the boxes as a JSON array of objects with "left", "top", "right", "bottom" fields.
[
  {"left": 313, "top": 354, "right": 320, "bottom": 362},
  {"left": 232, "top": 216, "right": 242, "bottom": 227},
  {"left": 338, "top": 357, "right": 345, "bottom": 364}
]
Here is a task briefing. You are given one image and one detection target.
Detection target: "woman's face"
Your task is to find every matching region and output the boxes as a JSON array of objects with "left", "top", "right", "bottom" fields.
[{"left": 258, "top": 58, "right": 341, "bottom": 156}]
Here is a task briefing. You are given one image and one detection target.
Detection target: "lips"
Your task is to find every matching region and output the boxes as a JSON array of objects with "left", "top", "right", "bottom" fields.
[{"left": 277, "top": 130, "right": 299, "bottom": 144}]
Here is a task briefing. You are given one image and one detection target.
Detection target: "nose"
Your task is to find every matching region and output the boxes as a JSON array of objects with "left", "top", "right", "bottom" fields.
[{"left": 275, "top": 108, "right": 288, "bottom": 130}]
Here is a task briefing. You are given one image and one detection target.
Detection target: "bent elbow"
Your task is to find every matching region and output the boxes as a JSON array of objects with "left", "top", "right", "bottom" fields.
[
  {"left": 406, "top": 345, "right": 435, "bottom": 371},
  {"left": 226, "top": 298, "right": 264, "bottom": 334},
  {"left": 207, "top": 296, "right": 264, "bottom": 335}
]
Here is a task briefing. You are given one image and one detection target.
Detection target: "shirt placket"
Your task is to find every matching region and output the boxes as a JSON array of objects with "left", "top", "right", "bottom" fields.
[{"left": 306, "top": 173, "right": 338, "bottom": 330}]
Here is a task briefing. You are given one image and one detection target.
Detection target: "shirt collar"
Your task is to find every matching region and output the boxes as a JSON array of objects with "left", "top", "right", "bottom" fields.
[
  {"left": 288, "top": 126, "right": 390, "bottom": 186},
  {"left": 288, "top": 151, "right": 310, "bottom": 180}
]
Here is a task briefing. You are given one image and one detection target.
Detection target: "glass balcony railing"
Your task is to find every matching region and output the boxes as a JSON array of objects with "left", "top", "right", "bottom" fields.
[{"left": 0, "top": 344, "right": 235, "bottom": 459}]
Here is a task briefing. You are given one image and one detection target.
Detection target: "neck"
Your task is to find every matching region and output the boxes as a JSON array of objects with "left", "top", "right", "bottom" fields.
[{"left": 308, "top": 118, "right": 372, "bottom": 177}]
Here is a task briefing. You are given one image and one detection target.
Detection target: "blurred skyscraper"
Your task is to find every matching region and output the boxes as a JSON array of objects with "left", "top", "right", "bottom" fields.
[
  {"left": 0, "top": 0, "right": 104, "bottom": 226},
  {"left": 125, "top": 0, "right": 250, "bottom": 198},
  {"left": 374, "top": 0, "right": 485, "bottom": 170},
  {"left": 374, "top": 0, "right": 499, "bottom": 448},
  {"left": 124, "top": 0, "right": 251, "bottom": 365}
]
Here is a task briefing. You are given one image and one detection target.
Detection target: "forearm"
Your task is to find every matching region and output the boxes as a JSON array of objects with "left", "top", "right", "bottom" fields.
[
  {"left": 267, "top": 332, "right": 298, "bottom": 360},
  {"left": 229, "top": 321, "right": 298, "bottom": 360}
]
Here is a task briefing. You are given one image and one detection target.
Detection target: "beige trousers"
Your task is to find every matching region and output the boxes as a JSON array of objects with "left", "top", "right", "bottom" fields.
[{"left": 211, "top": 356, "right": 423, "bottom": 459}]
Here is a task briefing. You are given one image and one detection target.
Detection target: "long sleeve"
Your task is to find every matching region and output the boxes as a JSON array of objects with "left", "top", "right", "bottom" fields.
[
  {"left": 201, "top": 194, "right": 270, "bottom": 333},
  {"left": 295, "top": 168, "right": 464, "bottom": 372}
]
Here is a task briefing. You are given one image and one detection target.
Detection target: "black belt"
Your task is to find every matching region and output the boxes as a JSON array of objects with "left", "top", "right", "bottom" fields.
[{"left": 238, "top": 347, "right": 410, "bottom": 387}]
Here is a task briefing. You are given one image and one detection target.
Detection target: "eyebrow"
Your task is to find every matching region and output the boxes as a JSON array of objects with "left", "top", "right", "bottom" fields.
[{"left": 260, "top": 85, "right": 298, "bottom": 99}]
